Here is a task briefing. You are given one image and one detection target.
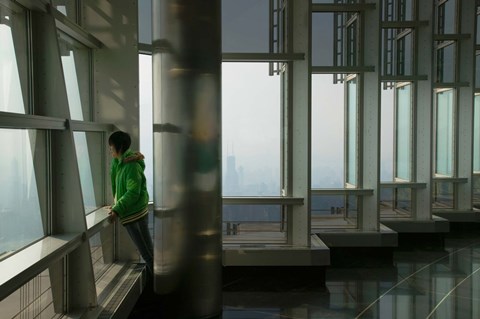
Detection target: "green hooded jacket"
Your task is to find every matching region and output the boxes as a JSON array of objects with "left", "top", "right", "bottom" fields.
[{"left": 111, "top": 150, "right": 149, "bottom": 224}]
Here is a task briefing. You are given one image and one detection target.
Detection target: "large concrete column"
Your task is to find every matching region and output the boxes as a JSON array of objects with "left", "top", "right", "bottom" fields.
[
  {"left": 152, "top": 1, "right": 222, "bottom": 318},
  {"left": 361, "top": 0, "right": 381, "bottom": 231},
  {"left": 457, "top": 0, "right": 475, "bottom": 211},
  {"left": 415, "top": 1, "right": 434, "bottom": 220},
  {"left": 290, "top": 0, "right": 311, "bottom": 247}
]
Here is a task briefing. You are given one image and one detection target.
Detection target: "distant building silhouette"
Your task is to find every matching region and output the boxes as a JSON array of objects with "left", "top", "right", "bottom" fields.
[{"left": 224, "top": 154, "right": 239, "bottom": 195}]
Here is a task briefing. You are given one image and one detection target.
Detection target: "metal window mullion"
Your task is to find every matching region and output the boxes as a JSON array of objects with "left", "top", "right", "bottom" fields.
[
  {"left": 53, "top": 9, "right": 102, "bottom": 49},
  {"left": 456, "top": 0, "right": 476, "bottom": 211},
  {"left": 415, "top": 0, "right": 434, "bottom": 220},
  {"left": 438, "top": 3, "right": 444, "bottom": 34},
  {"left": 27, "top": 10, "right": 35, "bottom": 115},
  {"left": 393, "top": 84, "right": 399, "bottom": 180},
  {"left": 88, "top": 48, "right": 94, "bottom": 121},
  {"left": 97, "top": 132, "right": 105, "bottom": 210},
  {"left": 76, "top": 0, "right": 82, "bottom": 26},
  {"left": 47, "top": 130, "right": 53, "bottom": 235},
  {"left": 357, "top": 74, "right": 362, "bottom": 187},
  {"left": 269, "top": 0, "right": 274, "bottom": 75},
  {"left": 287, "top": 0, "right": 294, "bottom": 55}
]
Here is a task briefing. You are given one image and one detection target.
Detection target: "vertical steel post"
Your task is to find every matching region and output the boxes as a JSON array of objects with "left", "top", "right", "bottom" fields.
[
  {"left": 152, "top": 0, "right": 222, "bottom": 317},
  {"left": 360, "top": 0, "right": 381, "bottom": 231},
  {"left": 415, "top": 0, "right": 434, "bottom": 220},
  {"left": 456, "top": 0, "right": 475, "bottom": 211}
]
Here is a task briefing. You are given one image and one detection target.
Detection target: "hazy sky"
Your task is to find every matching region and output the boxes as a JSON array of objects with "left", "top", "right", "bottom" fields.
[{"left": 137, "top": 0, "right": 397, "bottom": 192}]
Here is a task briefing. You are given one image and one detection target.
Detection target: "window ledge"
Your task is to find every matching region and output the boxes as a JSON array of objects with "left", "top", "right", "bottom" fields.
[
  {"left": 433, "top": 177, "right": 468, "bottom": 183},
  {"left": 0, "top": 233, "right": 83, "bottom": 300},
  {"left": 381, "top": 182, "right": 427, "bottom": 189},
  {"left": 222, "top": 196, "right": 304, "bottom": 205},
  {"left": 86, "top": 206, "right": 112, "bottom": 236},
  {"left": 311, "top": 188, "right": 374, "bottom": 196}
]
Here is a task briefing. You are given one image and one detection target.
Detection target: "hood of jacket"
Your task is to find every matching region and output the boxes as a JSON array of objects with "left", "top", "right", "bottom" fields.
[{"left": 117, "top": 150, "right": 145, "bottom": 170}]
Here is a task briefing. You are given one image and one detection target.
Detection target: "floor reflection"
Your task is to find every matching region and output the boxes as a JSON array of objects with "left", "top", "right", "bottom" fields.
[{"left": 223, "top": 232, "right": 480, "bottom": 319}]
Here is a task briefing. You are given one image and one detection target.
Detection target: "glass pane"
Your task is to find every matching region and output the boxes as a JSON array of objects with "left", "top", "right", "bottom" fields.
[
  {"left": 0, "top": 3, "right": 28, "bottom": 114},
  {"left": 476, "top": 54, "right": 480, "bottom": 89},
  {"left": 477, "top": 14, "right": 480, "bottom": 45},
  {"left": 401, "top": 0, "right": 413, "bottom": 21},
  {"left": 474, "top": 175, "right": 480, "bottom": 208},
  {"left": 381, "top": 87, "right": 394, "bottom": 181},
  {"left": 90, "top": 232, "right": 110, "bottom": 282},
  {"left": 433, "top": 181, "right": 454, "bottom": 209},
  {"left": 0, "top": 129, "right": 45, "bottom": 258},
  {"left": 58, "top": 32, "right": 91, "bottom": 121},
  {"left": 396, "top": 84, "right": 412, "bottom": 181},
  {"left": 311, "top": 194, "right": 358, "bottom": 229},
  {"left": 139, "top": 55, "right": 153, "bottom": 196},
  {"left": 222, "top": 63, "right": 281, "bottom": 196},
  {"left": 0, "top": 270, "right": 61, "bottom": 319},
  {"left": 138, "top": 0, "right": 152, "bottom": 44},
  {"left": 138, "top": 54, "right": 153, "bottom": 198},
  {"left": 382, "top": 29, "right": 395, "bottom": 76},
  {"left": 223, "top": 205, "right": 285, "bottom": 243},
  {"left": 73, "top": 132, "right": 103, "bottom": 214},
  {"left": 346, "top": 77, "right": 357, "bottom": 186},
  {"left": 475, "top": 95, "right": 480, "bottom": 172},
  {"left": 436, "top": 90, "right": 454, "bottom": 176},
  {"left": 91, "top": 226, "right": 115, "bottom": 304},
  {"left": 312, "top": 75, "right": 345, "bottom": 188},
  {"left": 380, "top": 187, "right": 412, "bottom": 218},
  {"left": 438, "top": 0, "right": 456, "bottom": 34},
  {"left": 346, "top": 22, "right": 358, "bottom": 67},
  {"left": 436, "top": 44, "right": 456, "bottom": 83},
  {"left": 52, "top": 0, "right": 77, "bottom": 21},
  {"left": 222, "top": 0, "right": 270, "bottom": 53},
  {"left": 312, "top": 13, "right": 335, "bottom": 67},
  {"left": 397, "top": 32, "right": 413, "bottom": 76}
]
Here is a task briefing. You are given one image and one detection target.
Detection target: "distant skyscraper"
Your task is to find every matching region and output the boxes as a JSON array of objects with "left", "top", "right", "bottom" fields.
[{"left": 224, "top": 154, "right": 239, "bottom": 195}]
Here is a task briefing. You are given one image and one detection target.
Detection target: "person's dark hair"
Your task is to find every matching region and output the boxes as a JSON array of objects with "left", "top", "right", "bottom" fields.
[{"left": 109, "top": 131, "right": 131, "bottom": 155}]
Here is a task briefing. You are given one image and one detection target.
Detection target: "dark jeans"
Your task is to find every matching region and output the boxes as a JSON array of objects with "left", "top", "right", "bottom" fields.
[{"left": 124, "top": 215, "right": 154, "bottom": 276}]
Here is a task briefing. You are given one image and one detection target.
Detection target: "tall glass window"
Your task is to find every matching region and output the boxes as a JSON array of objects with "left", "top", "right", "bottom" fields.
[
  {"left": 436, "top": 43, "right": 456, "bottom": 83},
  {"left": 0, "top": 129, "right": 46, "bottom": 258},
  {"left": 474, "top": 95, "right": 480, "bottom": 172},
  {"left": 312, "top": 75, "right": 345, "bottom": 188},
  {"left": 311, "top": 194, "right": 358, "bottom": 229},
  {"left": 400, "top": 0, "right": 413, "bottom": 21},
  {"left": 222, "top": 63, "right": 281, "bottom": 196},
  {"left": 396, "top": 83, "right": 412, "bottom": 181},
  {"left": 312, "top": 13, "right": 335, "bottom": 67},
  {"left": 346, "top": 21, "right": 358, "bottom": 67},
  {"left": 476, "top": 54, "right": 480, "bottom": 89},
  {"left": 138, "top": 0, "right": 152, "bottom": 44},
  {"left": 223, "top": 205, "right": 285, "bottom": 243},
  {"left": 139, "top": 54, "right": 153, "bottom": 197},
  {"left": 477, "top": 13, "right": 480, "bottom": 45},
  {"left": 346, "top": 76, "right": 358, "bottom": 186},
  {"left": 222, "top": 0, "right": 270, "bottom": 53},
  {"left": 0, "top": 2, "right": 28, "bottom": 114},
  {"left": 381, "top": 87, "right": 394, "bottom": 181},
  {"left": 396, "top": 31, "right": 413, "bottom": 76},
  {"left": 58, "top": 32, "right": 91, "bottom": 121},
  {"left": 436, "top": 89, "right": 454, "bottom": 176},
  {"left": 90, "top": 231, "right": 110, "bottom": 282},
  {"left": 437, "top": 0, "right": 457, "bottom": 34},
  {"left": 474, "top": 95, "right": 480, "bottom": 207},
  {"left": 0, "top": 270, "right": 60, "bottom": 319},
  {"left": 73, "top": 132, "right": 103, "bottom": 214}
]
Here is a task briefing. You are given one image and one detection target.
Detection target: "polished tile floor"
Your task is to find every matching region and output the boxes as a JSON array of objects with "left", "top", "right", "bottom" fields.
[{"left": 130, "top": 231, "right": 480, "bottom": 318}]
